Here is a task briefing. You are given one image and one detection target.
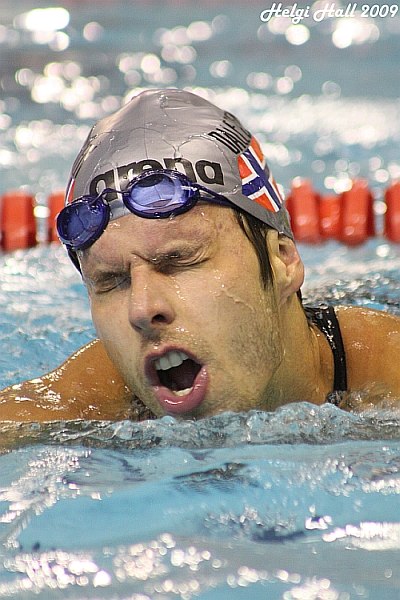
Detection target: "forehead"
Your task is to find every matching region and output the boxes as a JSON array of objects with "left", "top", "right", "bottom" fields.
[{"left": 79, "top": 205, "right": 243, "bottom": 268}]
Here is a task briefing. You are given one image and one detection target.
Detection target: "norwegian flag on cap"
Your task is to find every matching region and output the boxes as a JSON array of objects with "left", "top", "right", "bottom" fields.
[{"left": 238, "top": 137, "right": 283, "bottom": 212}]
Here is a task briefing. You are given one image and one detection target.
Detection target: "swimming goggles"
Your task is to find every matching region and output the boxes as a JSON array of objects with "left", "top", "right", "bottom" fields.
[{"left": 56, "top": 169, "right": 233, "bottom": 251}]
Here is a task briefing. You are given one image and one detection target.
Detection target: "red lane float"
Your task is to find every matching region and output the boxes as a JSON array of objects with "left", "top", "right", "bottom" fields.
[
  {"left": 1, "top": 180, "right": 400, "bottom": 252},
  {"left": 339, "top": 179, "right": 375, "bottom": 245},
  {"left": 384, "top": 181, "right": 400, "bottom": 243},
  {"left": 0, "top": 191, "right": 36, "bottom": 251},
  {"left": 286, "top": 178, "right": 376, "bottom": 245},
  {"left": 47, "top": 191, "right": 65, "bottom": 243},
  {"left": 285, "top": 179, "right": 320, "bottom": 243},
  {"left": 319, "top": 194, "right": 341, "bottom": 240}
]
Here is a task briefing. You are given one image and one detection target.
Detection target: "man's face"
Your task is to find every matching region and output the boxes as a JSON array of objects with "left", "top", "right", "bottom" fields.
[{"left": 80, "top": 205, "right": 284, "bottom": 418}]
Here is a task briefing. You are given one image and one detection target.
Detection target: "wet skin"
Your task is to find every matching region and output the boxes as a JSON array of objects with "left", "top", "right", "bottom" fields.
[
  {"left": 1, "top": 208, "right": 400, "bottom": 421},
  {"left": 79, "top": 205, "right": 285, "bottom": 418}
]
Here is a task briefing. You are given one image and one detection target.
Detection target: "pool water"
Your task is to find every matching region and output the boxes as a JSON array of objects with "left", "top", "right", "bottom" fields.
[
  {"left": 1, "top": 407, "right": 400, "bottom": 599},
  {"left": 1, "top": 1, "right": 400, "bottom": 598}
]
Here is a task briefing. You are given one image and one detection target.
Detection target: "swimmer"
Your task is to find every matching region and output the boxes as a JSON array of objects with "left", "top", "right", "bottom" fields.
[{"left": 1, "top": 88, "right": 400, "bottom": 421}]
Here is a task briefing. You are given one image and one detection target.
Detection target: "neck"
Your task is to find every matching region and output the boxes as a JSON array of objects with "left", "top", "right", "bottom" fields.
[{"left": 264, "top": 296, "right": 334, "bottom": 409}]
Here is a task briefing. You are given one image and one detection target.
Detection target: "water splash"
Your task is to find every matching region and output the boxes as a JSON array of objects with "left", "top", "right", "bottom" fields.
[{"left": 1, "top": 403, "right": 400, "bottom": 453}]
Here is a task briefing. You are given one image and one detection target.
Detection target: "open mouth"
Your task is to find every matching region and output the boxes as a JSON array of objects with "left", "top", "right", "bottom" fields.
[
  {"left": 147, "top": 349, "right": 208, "bottom": 415},
  {"left": 153, "top": 350, "right": 202, "bottom": 396}
]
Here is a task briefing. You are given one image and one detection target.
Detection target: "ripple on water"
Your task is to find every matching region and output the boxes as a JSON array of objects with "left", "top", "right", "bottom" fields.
[{"left": 0, "top": 405, "right": 399, "bottom": 598}]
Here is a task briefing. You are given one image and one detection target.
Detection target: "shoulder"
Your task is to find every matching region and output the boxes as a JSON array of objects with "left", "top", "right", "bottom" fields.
[
  {"left": 335, "top": 306, "right": 400, "bottom": 400},
  {"left": 335, "top": 305, "right": 400, "bottom": 345},
  {"left": 0, "top": 339, "right": 140, "bottom": 421}
]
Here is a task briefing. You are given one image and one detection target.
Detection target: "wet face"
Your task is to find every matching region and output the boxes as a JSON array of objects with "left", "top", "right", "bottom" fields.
[{"left": 79, "top": 205, "right": 284, "bottom": 418}]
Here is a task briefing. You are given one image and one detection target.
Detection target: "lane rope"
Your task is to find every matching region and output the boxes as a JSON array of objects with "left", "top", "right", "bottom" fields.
[{"left": 0, "top": 179, "right": 399, "bottom": 251}]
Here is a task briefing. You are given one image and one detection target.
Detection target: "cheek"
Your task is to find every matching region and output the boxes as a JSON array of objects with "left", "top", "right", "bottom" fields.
[
  {"left": 89, "top": 296, "right": 128, "bottom": 348},
  {"left": 216, "top": 255, "right": 283, "bottom": 369},
  {"left": 89, "top": 299, "right": 108, "bottom": 335},
  {"left": 210, "top": 258, "right": 268, "bottom": 321},
  {"left": 89, "top": 301, "right": 135, "bottom": 383},
  {"left": 199, "top": 265, "right": 277, "bottom": 355}
]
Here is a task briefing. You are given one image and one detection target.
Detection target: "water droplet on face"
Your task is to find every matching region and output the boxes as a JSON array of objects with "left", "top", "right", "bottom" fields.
[{"left": 159, "top": 94, "right": 168, "bottom": 108}]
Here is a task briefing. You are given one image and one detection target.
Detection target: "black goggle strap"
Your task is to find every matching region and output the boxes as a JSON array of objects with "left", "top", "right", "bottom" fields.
[
  {"left": 186, "top": 182, "right": 233, "bottom": 207},
  {"left": 68, "top": 247, "right": 82, "bottom": 272}
]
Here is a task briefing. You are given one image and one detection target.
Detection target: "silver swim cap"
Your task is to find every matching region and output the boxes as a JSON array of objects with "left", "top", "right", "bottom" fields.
[{"left": 66, "top": 88, "right": 293, "bottom": 238}]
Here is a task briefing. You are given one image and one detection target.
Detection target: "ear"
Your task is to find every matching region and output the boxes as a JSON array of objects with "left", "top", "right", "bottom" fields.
[{"left": 266, "top": 230, "right": 304, "bottom": 304}]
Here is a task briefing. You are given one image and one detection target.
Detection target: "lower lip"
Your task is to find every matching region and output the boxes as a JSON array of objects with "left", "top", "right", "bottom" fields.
[{"left": 152, "top": 365, "right": 208, "bottom": 415}]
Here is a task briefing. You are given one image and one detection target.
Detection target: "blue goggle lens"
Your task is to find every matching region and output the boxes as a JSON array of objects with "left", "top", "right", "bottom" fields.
[
  {"left": 57, "top": 198, "right": 110, "bottom": 250},
  {"left": 127, "top": 172, "right": 197, "bottom": 215}
]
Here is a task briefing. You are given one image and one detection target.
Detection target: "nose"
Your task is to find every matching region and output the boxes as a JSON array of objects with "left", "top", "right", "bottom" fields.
[{"left": 128, "top": 268, "right": 176, "bottom": 337}]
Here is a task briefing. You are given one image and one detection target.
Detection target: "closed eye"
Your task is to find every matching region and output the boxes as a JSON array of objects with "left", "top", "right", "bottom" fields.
[
  {"left": 86, "top": 272, "right": 130, "bottom": 294},
  {"left": 152, "top": 249, "right": 209, "bottom": 275},
  {"left": 158, "top": 258, "right": 207, "bottom": 276}
]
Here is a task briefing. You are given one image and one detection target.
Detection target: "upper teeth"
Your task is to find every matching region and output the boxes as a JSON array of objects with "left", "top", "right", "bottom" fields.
[{"left": 154, "top": 351, "right": 189, "bottom": 371}]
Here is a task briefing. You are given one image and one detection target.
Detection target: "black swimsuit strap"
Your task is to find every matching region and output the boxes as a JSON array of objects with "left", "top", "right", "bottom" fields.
[{"left": 304, "top": 305, "right": 348, "bottom": 406}]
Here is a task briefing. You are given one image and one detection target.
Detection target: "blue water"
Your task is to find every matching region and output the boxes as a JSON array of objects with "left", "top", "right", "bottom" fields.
[
  {"left": 1, "top": 1, "right": 400, "bottom": 598},
  {"left": 1, "top": 401, "right": 400, "bottom": 598}
]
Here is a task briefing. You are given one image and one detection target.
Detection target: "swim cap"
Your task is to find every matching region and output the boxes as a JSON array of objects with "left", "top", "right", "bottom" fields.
[{"left": 66, "top": 88, "right": 293, "bottom": 238}]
